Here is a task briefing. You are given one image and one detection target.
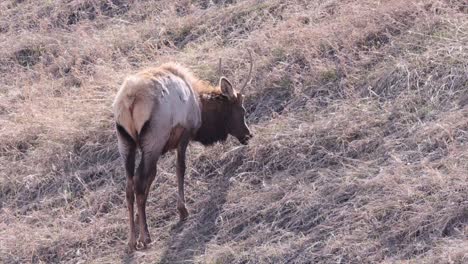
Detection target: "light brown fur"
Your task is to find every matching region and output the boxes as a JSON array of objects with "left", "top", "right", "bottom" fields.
[
  {"left": 113, "top": 75, "right": 156, "bottom": 141},
  {"left": 113, "top": 63, "right": 224, "bottom": 141},
  {"left": 113, "top": 62, "right": 252, "bottom": 251}
]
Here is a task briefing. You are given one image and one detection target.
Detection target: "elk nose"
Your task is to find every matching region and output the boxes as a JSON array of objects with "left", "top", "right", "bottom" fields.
[{"left": 240, "top": 134, "right": 252, "bottom": 145}]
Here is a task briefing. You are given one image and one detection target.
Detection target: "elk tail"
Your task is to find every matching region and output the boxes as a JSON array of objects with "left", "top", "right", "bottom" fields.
[{"left": 113, "top": 76, "right": 154, "bottom": 145}]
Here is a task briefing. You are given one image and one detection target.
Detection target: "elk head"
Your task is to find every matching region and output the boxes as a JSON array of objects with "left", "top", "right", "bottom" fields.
[{"left": 218, "top": 50, "right": 254, "bottom": 145}]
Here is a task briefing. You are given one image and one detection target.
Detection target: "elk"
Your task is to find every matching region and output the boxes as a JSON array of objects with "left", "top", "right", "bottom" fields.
[{"left": 113, "top": 53, "right": 253, "bottom": 250}]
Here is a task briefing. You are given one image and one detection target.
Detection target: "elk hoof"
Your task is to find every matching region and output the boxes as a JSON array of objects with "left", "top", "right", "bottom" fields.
[
  {"left": 137, "top": 236, "right": 151, "bottom": 249},
  {"left": 178, "top": 206, "right": 189, "bottom": 221},
  {"left": 136, "top": 240, "right": 147, "bottom": 250},
  {"left": 127, "top": 240, "right": 137, "bottom": 252}
]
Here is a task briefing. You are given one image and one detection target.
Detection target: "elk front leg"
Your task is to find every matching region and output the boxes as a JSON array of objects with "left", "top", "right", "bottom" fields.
[
  {"left": 141, "top": 156, "right": 158, "bottom": 241},
  {"left": 134, "top": 152, "right": 157, "bottom": 248},
  {"left": 135, "top": 173, "right": 150, "bottom": 247},
  {"left": 176, "top": 132, "right": 190, "bottom": 220}
]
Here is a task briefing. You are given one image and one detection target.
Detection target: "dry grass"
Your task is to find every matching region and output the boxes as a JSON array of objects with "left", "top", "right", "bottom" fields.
[{"left": 0, "top": 0, "right": 467, "bottom": 263}]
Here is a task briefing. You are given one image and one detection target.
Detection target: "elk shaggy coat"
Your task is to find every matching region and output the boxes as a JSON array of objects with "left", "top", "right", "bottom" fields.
[
  {"left": 113, "top": 64, "right": 202, "bottom": 144},
  {"left": 113, "top": 62, "right": 252, "bottom": 250}
]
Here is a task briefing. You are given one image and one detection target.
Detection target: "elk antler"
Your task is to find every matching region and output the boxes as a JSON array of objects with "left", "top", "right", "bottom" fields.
[
  {"left": 218, "top": 58, "right": 222, "bottom": 78},
  {"left": 239, "top": 49, "right": 253, "bottom": 93}
]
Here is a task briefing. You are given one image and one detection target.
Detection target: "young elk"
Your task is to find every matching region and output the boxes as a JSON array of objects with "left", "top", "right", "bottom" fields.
[{"left": 113, "top": 54, "right": 253, "bottom": 250}]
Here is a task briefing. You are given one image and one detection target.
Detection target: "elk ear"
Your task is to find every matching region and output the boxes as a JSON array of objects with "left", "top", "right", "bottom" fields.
[
  {"left": 237, "top": 93, "right": 244, "bottom": 103},
  {"left": 220, "top": 77, "right": 236, "bottom": 100}
]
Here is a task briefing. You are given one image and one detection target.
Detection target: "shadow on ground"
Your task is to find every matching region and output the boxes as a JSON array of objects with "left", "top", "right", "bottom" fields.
[
  {"left": 118, "top": 170, "right": 231, "bottom": 264},
  {"left": 158, "top": 171, "right": 231, "bottom": 263}
]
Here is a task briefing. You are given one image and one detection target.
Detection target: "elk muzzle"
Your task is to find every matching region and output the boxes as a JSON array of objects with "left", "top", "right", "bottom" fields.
[{"left": 239, "top": 133, "right": 253, "bottom": 145}]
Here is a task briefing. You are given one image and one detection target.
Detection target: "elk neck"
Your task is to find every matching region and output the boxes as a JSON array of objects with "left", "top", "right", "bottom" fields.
[{"left": 193, "top": 92, "right": 231, "bottom": 145}]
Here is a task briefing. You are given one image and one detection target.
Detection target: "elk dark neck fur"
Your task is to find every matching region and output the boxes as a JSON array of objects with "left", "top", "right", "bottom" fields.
[{"left": 193, "top": 93, "right": 230, "bottom": 145}]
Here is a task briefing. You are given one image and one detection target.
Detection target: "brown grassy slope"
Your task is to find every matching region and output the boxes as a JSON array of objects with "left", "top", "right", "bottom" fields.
[{"left": 0, "top": 0, "right": 467, "bottom": 263}]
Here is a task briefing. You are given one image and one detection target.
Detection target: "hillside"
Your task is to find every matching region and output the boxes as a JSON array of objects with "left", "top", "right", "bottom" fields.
[{"left": 0, "top": 0, "right": 467, "bottom": 263}]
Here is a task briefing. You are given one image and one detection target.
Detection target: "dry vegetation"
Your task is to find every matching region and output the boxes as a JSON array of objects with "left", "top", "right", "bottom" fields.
[{"left": 0, "top": 0, "right": 467, "bottom": 263}]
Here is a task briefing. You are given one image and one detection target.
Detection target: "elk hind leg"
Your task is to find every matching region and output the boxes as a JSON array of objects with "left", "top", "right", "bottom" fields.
[
  {"left": 134, "top": 122, "right": 167, "bottom": 248},
  {"left": 116, "top": 124, "right": 137, "bottom": 251}
]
